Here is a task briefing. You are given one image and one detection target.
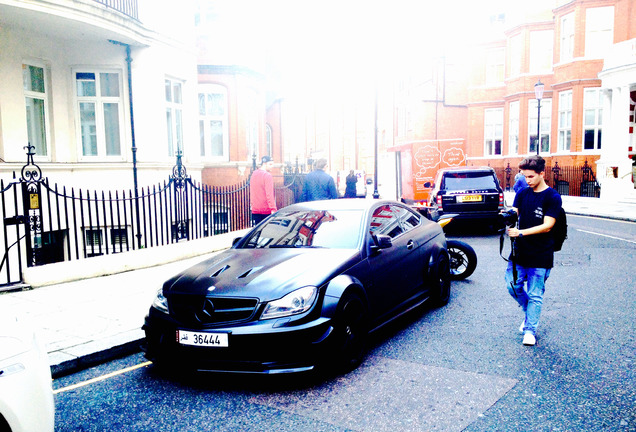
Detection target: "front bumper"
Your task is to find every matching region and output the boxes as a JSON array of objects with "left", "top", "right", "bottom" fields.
[{"left": 142, "top": 308, "right": 334, "bottom": 374}]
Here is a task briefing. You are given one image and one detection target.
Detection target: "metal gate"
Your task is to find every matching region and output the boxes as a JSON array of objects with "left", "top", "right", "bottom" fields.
[{"left": 0, "top": 147, "right": 251, "bottom": 291}]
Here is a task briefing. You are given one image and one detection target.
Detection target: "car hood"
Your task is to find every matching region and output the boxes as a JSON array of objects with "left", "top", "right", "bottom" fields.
[{"left": 164, "top": 248, "right": 360, "bottom": 301}]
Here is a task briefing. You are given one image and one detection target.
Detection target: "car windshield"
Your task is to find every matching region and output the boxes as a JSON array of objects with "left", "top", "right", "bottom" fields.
[
  {"left": 240, "top": 209, "right": 363, "bottom": 249},
  {"left": 442, "top": 172, "right": 497, "bottom": 190}
]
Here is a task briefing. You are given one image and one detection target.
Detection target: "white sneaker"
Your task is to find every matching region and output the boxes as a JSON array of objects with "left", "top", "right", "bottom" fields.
[
  {"left": 522, "top": 332, "right": 536, "bottom": 346},
  {"left": 519, "top": 319, "right": 526, "bottom": 334}
]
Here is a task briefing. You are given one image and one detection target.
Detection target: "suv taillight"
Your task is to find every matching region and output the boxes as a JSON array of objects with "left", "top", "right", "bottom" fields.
[
  {"left": 499, "top": 192, "right": 504, "bottom": 208},
  {"left": 436, "top": 194, "right": 443, "bottom": 211}
]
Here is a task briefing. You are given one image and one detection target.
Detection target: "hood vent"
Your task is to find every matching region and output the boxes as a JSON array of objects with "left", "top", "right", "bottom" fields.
[
  {"left": 210, "top": 265, "right": 230, "bottom": 278},
  {"left": 238, "top": 266, "right": 263, "bottom": 279}
]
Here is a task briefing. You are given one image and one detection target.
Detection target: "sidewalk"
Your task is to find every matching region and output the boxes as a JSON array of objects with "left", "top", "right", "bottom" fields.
[{"left": 1, "top": 195, "right": 635, "bottom": 378}]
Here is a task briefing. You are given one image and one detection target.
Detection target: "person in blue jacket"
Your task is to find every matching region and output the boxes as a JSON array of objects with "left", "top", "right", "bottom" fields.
[
  {"left": 513, "top": 170, "right": 528, "bottom": 193},
  {"left": 302, "top": 158, "right": 338, "bottom": 201}
]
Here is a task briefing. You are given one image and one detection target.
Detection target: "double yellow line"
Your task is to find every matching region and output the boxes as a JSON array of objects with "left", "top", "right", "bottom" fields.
[{"left": 53, "top": 361, "right": 152, "bottom": 395}]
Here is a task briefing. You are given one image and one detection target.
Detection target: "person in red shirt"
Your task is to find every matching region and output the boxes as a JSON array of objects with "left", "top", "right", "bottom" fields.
[{"left": 250, "top": 156, "right": 277, "bottom": 225}]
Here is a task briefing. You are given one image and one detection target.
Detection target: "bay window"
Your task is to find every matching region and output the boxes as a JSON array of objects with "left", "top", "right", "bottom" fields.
[
  {"left": 23, "top": 64, "right": 50, "bottom": 157},
  {"left": 528, "top": 99, "right": 552, "bottom": 154},
  {"left": 585, "top": 7, "right": 614, "bottom": 59},
  {"left": 558, "top": 91, "right": 572, "bottom": 152},
  {"left": 198, "top": 85, "right": 228, "bottom": 160},
  {"left": 508, "top": 101, "right": 519, "bottom": 155},
  {"left": 75, "top": 71, "right": 123, "bottom": 158},
  {"left": 166, "top": 78, "right": 184, "bottom": 157},
  {"left": 484, "top": 108, "right": 503, "bottom": 156},
  {"left": 583, "top": 88, "right": 603, "bottom": 151}
]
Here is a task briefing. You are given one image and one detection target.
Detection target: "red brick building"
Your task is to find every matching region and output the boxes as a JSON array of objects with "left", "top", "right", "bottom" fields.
[{"left": 464, "top": 0, "right": 635, "bottom": 197}]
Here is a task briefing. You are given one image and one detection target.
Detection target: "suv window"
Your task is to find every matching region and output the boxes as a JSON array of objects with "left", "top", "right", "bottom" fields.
[{"left": 442, "top": 172, "right": 498, "bottom": 190}]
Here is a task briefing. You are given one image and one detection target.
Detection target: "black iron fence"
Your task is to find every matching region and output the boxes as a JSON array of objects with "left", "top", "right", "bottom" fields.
[
  {"left": 495, "top": 160, "right": 600, "bottom": 198},
  {"left": 0, "top": 148, "right": 252, "bottom": 289}
]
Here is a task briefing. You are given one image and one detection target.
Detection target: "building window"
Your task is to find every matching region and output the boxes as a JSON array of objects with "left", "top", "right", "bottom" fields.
[
  {"left": 166, "top": 78, "right": 183, "bottom": 157},
  {"left": 583, "top": 88, "right": 603, "bottom": 151},
  {"left": 529, "top": 30, "right": 554, "bottom": 73},
  {"left": 486, "top": 48, "right": 505, "bottom": 84},
  {"left": 75, "top": 71, "right": 123, "bottom": 158},
  {"left": 528, "top": 99, "right": 552, "bottom": 154},
  {"left": 23, "top": 64, "right": 49, "bottom": 157},
  {"left": 585, "top": 7, "right": 614, "bottom": 58},
  {"left": 266, "top": 124, "right": 273, "bottom": 158},
  {"left": 558, "top": 91, "right": 572, "bottom": 152},
  {"left": 246, "top": 90, "right": 259, "bottom": 161},
  {"left": 508, "top": 101, "right": 519, "bottom": 155},
  {"left": 484, "top": 108, "right": 503, "bottom": 156},
  {"left": 560, "top": 13, "right": 575, "bottom": 62},
  {"left": 84, "top": 227, "right": 128, "bottom": 255},
  {"left": 509, "top": 35, "right": 522, "bottom": 77},
  {"left": 198, "top": 85, "right": 228, "bottom": 160}
]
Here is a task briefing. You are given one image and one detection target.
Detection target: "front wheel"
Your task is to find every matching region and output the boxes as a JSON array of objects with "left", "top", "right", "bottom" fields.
[
  {"left": 447, "top": 239, "right": 477, "bottom": 280},
  {"left": 431, "top": 253, "right": 451, "bottom": 307},
  {"left": 329, "top": 292, "right": 368, "bottom": 373}
]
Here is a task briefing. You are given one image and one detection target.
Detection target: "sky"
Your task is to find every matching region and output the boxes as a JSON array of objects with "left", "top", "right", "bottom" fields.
[{"left": 200, "top": 0, "right": 557, "bottom": 96}]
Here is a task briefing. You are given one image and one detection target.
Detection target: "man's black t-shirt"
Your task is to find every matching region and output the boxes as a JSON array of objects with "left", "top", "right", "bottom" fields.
[{"left": 512, "top": 187, "right": 562, "bottom": 269}]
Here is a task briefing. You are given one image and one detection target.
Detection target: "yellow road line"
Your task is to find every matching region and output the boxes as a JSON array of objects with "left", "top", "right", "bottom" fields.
[{"left": 53, "top": 361, "right": 152, "bottom": 395}]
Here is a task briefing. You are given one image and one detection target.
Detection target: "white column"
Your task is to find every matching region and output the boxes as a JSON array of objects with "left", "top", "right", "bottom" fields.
[{"left": 596, "top": 86, "right": 634, "bottom": 199}]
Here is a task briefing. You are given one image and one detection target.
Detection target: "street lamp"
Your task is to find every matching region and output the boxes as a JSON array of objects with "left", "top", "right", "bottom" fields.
[
  {"left": 534, "top": 79, "right": 545, "bottom": 155},
  {"left": 373, "top": 84, "right": 379, "bottom": 199}
]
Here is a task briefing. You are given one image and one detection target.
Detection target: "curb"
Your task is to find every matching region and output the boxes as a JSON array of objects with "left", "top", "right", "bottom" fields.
[{"left": 51, "top": 338, "right": 144, "bottom": 378}]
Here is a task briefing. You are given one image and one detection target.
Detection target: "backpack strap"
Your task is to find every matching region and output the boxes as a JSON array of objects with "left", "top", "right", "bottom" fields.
[{"left": 501, "top": 231, "right": 519, "bottom": 295}]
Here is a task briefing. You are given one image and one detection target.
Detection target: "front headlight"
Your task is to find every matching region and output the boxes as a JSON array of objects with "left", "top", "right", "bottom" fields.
[
  {"left": 260, "top": 286, "right": 318, "bottom": 320},
  {"left": 152, "top": 289, "right": 169, "bottom": 314}
]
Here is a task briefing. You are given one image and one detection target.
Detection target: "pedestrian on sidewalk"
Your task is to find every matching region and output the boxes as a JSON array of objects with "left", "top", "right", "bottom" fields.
[
  {"left": 504, "top": 155, "right": 562, "bottom": 346},
  {"left": 250, "top": 156, "right": 277, "bottom": 225},
  {"left": 302, "top": 158, "right": 338, "bottom": 201},
  {"left": 513, "top": 170, "right": 528, "bottom": 193},
  {"left": 344, "top": 170, "right": 358, "bottom": 198}
]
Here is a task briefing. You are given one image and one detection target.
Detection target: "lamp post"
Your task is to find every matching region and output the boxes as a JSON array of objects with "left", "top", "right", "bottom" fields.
[
  {"left": 373, "top": 84, "right": 379, "bottom": 199},
  {"left": 534, "top": 79, "right": 545, "bottom": 155}
]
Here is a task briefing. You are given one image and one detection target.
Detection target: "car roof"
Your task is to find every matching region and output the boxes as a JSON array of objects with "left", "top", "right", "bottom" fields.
[
  {"left": 438, "top": 166, "right": 495, "bottom": 173},
  {"left": 281, "top": 199, "right": 404, "bottom": 213}
]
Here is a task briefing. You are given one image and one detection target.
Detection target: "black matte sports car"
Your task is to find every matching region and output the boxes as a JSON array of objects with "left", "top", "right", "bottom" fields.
[{"left": 142, "top": 199, "right": 450, "bottom": 374}]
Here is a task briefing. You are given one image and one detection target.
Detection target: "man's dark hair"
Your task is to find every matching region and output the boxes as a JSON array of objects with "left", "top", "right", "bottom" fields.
[
  {"left": 315, "top": 158, "right": 328, "bottom": 170},
  {"left": 519, "top": 155, "right": 546, "bottom": 173}
]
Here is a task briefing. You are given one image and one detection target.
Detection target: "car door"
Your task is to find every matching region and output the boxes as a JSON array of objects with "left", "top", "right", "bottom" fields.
[{"left": 365, "top": 204, "right": 424, "bottom": 324}]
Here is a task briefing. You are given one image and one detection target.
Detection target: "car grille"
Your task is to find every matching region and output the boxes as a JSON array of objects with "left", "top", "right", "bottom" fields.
[{"left": 169, "top": 295, "right": 259, "bottom": 326}]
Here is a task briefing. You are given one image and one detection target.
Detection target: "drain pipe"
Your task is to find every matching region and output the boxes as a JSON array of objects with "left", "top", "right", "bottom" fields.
[{"left": 109, "top": 39, "right": 141, "bottom": 249}]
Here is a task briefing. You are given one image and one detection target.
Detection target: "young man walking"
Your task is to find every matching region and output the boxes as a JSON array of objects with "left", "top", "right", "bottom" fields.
[
  {"left": 505, "top": 155, "right": 562, "bottom": 346},
  {"left": 250, "top": 156, "right": 277, "bottom": 225},
  {"left": 302, "top": 158, "right": 338, "bottom": 202}
]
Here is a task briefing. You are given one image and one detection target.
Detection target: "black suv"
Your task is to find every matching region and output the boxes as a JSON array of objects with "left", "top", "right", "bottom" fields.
[{"left": 427, "top": 167, "right": 504, "bottom": 225}]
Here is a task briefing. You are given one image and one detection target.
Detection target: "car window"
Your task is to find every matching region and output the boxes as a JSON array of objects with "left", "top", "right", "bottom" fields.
[
  {"left": 391, "top": 204, "right": 421, "bottom": 232},
  {"left": 442, "top": 172, "right": 498, "bottom": 190},
  {"left": 369, "top": 205, "right": 403, "bottom": 239},
  {"left": 241, "top": 210, "right": 363, "bottom": 249}
]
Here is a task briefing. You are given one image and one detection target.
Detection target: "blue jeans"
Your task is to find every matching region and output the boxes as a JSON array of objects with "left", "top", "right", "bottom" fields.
[{"left": 505, "top": 262, "right": 551, "bottom": 335}]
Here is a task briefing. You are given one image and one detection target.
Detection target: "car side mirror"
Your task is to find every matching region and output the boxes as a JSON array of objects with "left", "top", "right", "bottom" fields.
[
  {"left": 376, "top": 234, "right": 392, "bottom": 249},
  {"left": 232, "top": 237, "right": 242, "bottom": 246},
  {"left": 370, "top": 234, "right": 392, "bottom": 254}
]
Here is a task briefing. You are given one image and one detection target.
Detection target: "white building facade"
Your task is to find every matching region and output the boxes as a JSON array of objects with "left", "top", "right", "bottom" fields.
[
  {"left": 0, "top": 0, "right": 200, "bottom": 190},
  {"left": 598, "top": 38, "right": 636, "bottom": 199}
]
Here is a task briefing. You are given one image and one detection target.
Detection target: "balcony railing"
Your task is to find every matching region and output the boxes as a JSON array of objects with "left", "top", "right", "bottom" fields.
[{"left": 94, "top": 0, "right": 138, "bottom": 20}]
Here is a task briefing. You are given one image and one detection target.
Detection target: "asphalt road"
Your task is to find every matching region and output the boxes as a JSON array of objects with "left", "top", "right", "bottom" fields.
[{"left": 52, "top": 215, "right": 636, "bottom": 432}]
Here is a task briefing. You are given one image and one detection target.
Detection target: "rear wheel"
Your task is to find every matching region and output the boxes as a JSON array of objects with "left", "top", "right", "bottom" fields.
[
  {"left": 431, "top": 253, "right": 451, "bottom": 307},
  {"left": 329, "top": 292, "right": 368, "bottom": 372},
  {"left": 447, "top": 240, "right": 477, "bottom": 280}
]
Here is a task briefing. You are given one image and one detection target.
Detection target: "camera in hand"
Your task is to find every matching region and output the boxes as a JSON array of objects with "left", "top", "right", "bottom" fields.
[{"left": 498, "top": 209, "right": 518, "bottom": 227}]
